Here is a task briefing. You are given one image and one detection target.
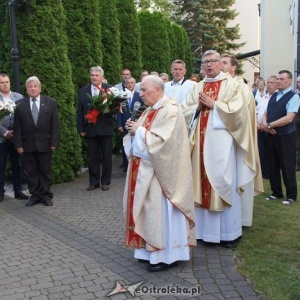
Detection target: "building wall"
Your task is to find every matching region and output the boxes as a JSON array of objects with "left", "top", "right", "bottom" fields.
[
  {"left": 229, "top": 0, "right": 260, "bottom": 86},
  {"left": 260, "top": 0, "right": 295, "bottom": 80}
]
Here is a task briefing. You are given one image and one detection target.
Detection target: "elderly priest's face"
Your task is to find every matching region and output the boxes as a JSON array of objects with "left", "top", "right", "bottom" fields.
[{"left": 140, "top": 77, "right": 163, "bottom": 107}]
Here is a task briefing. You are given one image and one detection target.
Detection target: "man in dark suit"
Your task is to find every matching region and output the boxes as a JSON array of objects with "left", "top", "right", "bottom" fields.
[
  {"left": 13, "top": 76, "right": 60, "bottom": 207},
  {"left": 77, "top": 66, "right": 113, "bottom": 191},
  {"left": 0, "top": 73, "right": 28, "bottom": 202},
  {"left": 117, "top": 77, "right": 143, "bottom": 172}
]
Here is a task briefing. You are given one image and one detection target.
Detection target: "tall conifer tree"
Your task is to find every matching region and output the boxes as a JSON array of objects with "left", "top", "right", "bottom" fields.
[
  {"left": 138, "top": 11, "right": 170, "bottom": 74},
  {"left": 163, "top": 16, "right": 177, "bottom": 70},
  {"left": 15, "top": 0, "right": 83, "bottom": 183},
  {"left": 62, "top": 0, "right": 103, "bottom": 90},
  {"left": 0, "top": 2, "right": 11, "bottom": 75},
  {"left": 174, "top": 0, "right": 244, "bottom": 60},
  {"left": 116, "top": 0, "right": 142, "bottom": 79},
  {"left": 98, "top": 0, "right": 122, "bottom": 85}
]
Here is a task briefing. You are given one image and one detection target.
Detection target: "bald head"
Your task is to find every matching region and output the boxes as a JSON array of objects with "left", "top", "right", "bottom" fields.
[{"left": 140, "top": 75, "right": 165, "bottom": 107}]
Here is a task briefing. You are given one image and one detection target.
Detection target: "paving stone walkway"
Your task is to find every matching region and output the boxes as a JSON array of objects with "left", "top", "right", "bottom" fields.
[{"left": 0, "top": 155, "right": 266, "bottom": 300}]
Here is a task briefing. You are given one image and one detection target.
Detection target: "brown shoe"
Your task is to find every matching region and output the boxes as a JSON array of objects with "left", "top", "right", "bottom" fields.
[
  {"left": 87, "top": 184, "right": 100, "bottom": 191},
  {"left": 101, "top": 185, "right": 110, "bottom": 191}
]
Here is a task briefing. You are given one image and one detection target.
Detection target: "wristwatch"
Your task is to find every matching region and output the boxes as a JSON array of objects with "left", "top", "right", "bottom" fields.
[{"left": 267, "top": 123, "right": 271, "bottom": 129}]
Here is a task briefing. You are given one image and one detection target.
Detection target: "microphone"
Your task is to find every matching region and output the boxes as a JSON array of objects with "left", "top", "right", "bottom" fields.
[{"left": 130, "top": 102, "right": 141, "bottom": 121}]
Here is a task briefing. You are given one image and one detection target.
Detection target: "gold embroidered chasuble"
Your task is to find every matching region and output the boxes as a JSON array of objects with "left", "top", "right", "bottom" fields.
[
  {"left": 181, "top": 72, "right": 263, "bottom": 212},
  {"left": 123, "top": 97, "right": 196, "bottom": 252}
]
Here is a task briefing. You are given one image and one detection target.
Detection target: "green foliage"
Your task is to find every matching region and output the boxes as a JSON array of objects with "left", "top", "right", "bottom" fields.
[
  {"left": 164, "top": 18, "right": 177, "bottom": 66},
  {"left": 115, "top": 0, "right": 142, "bottom": 80},
  {"left": 0, "top": 2, "right": 15, "bottom": 84},
  {"left": 98, "top": 0, "right": 122, "bottom": 85},
  {"left": 182, "top": 30, "right": 193, "bottom": 77},
  {"left": 138, "top": 10, "right": 170, "bottom": 74},
  {"left": 62, "top": 0, "right": 103, "bottom": 91},
  {"left": 169, "top": 23, "right": 193, "bottom": 77},
  {"left": 15, "top": 0, "right": 83, "bottom": 183},
  {"left": 172, "top": 24, "right": 185, "bottom": 61},
  {"left": 173, "top": 0, "right": 245, "bottom": 73}
]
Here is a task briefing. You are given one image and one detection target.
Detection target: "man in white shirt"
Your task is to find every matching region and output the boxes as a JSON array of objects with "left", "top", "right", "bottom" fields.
[
  {"left": 164, "top": 59, "right": 196, "bottom": 104},
  {"left": 256, "top": 75, "right": 277, "bottom": 179}
]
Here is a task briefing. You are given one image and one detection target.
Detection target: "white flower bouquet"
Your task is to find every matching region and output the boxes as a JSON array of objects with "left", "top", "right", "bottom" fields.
[{"left": 0, "top": 100, "right": 16, "bottom": 118}]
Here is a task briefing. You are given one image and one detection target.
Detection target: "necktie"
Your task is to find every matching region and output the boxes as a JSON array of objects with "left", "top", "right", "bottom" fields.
[{"left": 32, "top": 98, "right": 38, "bottom": 126}]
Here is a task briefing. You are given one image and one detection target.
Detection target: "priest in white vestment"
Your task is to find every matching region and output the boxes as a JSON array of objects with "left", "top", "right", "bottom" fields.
[
  {"left": 123, "top": 75, "right": 196, "bottom": 272},
  {"left": 220, "top": 54, "right": 263, "bottom": 227},
  {"left": 181, "top": 50, "right": 263, "bottom": 247},
  {"left": 164, "top": 59, "right": 196, "bottom": 105}
]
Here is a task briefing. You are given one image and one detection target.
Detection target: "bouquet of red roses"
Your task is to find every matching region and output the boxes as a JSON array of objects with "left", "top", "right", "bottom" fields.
[{"left": 85, "top": 87, "right": 131, "bottom": 124}]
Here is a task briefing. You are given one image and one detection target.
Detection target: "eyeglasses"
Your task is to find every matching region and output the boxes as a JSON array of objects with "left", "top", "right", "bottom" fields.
[{"left": 201, "top": 59, "right": 220, "bottom": 65}]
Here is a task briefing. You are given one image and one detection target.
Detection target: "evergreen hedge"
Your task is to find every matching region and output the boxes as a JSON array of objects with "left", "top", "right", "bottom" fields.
[
  {"left": 138, "top": 11, "right": 170, "bottom": 74},
  {"left": 116, "top": 0, "right": 142, "bottom": 79},
  {"left": 98, "top": 0, "right": 122, "bottom": 85},
  {"left": 62, "top": 0, "right": 103, "bottom": 91}
]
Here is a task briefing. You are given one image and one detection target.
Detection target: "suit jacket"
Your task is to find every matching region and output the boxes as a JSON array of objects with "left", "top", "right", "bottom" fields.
[
  {"left": 115, "top": 82, "right": 126, "bottom": 91},
  {"left": 13, "top": 96, "right": 60, "bottom": 152},
  {"left": 117, "top": 91, "right": 143, "bottom": 128},
  {"left": 0, "top": 91, "right": 23, "bottom": 143},
  {"left": 77, "top": 83, "right": 114, "bottom": 137}
]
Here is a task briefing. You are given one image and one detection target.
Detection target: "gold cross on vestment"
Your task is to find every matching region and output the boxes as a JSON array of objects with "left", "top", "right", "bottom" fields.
[
  {"left": 204, "top": 190, "right": 209, "bottom": 198},
  {"left": 206, "top": 88, "right": 214, "bottom": 98}
]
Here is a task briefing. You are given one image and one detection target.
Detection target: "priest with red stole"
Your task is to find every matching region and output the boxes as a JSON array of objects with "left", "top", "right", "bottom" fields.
[
  {"left": 123, "top": 75, "right": 196, "bottom": 272},
  {"left": 181, "top": 50, "right": 263, "bottom": 248}
]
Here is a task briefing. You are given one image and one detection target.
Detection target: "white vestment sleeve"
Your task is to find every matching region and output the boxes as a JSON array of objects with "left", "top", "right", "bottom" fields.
[
  {"left": 212, "top": 108, "right": 226, "bottom": 129},
  {"left": 124, "top": 134, "right": 133, "bottom": 157},
  {"left": 132, "top": 126, "right": 150, "bottom": 160}
]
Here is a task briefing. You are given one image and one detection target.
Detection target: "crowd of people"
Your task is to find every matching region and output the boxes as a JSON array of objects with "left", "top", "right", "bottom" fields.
[{"left": 1, "top": 49, "right": 299, "bottom": 272}]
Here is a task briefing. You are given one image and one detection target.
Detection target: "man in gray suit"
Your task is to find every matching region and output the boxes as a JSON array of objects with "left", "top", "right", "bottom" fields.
[
  {"left": 13, "top": 76, "right": 60, "bottom": 207},
  {"left": 0, "top": 73, "right": 28, "bottom": 202}
]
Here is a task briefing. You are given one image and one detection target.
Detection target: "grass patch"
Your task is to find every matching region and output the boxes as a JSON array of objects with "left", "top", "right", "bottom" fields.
[{"left": 235, "top": 178, "right": 300, "bottom": 300}]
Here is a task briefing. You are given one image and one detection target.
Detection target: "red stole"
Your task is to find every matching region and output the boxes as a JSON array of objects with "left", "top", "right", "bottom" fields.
[
  {"left": 125, "top": 109, "right": 160, "bottom": 248},
  {"left": 200, "top": 81, "right": 222, "bottom": 209}
]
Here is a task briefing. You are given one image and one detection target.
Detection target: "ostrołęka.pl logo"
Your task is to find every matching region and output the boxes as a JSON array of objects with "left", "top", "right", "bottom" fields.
[{"left": 107, "top": 281, "right": 201, "bottom": 297}]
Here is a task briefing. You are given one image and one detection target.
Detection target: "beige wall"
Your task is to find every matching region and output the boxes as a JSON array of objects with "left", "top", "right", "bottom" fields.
[
  {"left": 260, "top": 0, "right": 294, "bottom": 79},
  {"left": 229, "top": 0, "right": 260, "bottom": 86}
]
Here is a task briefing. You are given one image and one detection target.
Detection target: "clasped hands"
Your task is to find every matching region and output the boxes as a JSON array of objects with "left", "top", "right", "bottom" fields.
[
  {"left": 125, "top": 119, "right": 139, "bottom": 136},
  {"left": 198, "top": 92, "right": 215, "bottom": 111},
  {"left": 261, "top": 123, "right": 276, "bottom": 135}
]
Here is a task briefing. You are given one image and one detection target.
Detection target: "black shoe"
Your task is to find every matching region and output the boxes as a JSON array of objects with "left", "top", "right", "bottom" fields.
[
  {"left": 43, "top": 200, "right": 53, "bottom": 206},
  {"left": 137, "top": 259, "right": 149, "bottom": 263},
  {"left": 25, "top": 198, "right": 41, "bottom": 207},
  {"left": 87, "top": 184, "right": 100, "bottom": 191},
  {"left": 101, "top": 185, "right": 110, "bottom": 191},
  {"left": 0, "top": 194, "right": 4, "bottom": 202},
  {"left": 15, "top": 191, "right": 29, "bottom": 200},
  {"left": 148, "top": 261, "right": 178, "bottom": 272},
  {"left": 220, "top": 237, "right": 241, "bottom": 249}
]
